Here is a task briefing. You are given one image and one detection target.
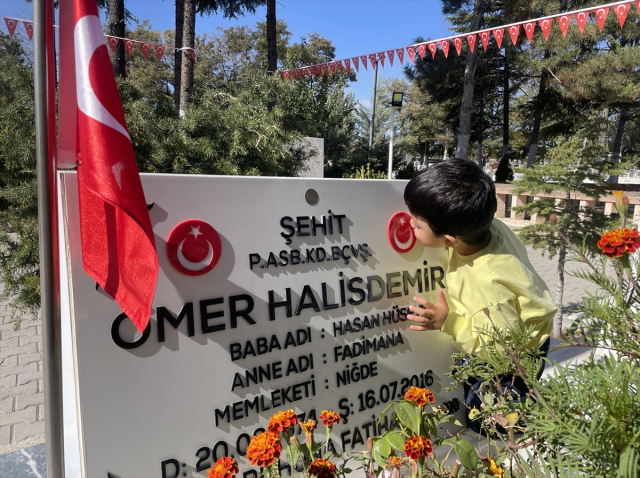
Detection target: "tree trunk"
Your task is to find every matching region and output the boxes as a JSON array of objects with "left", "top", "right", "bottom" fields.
[
  {"left": 423, "top": 141, "right": 429, "bottom": 162},
  {"left": 599, "top": 106, "right": 610, "bottom": 149},
  {"left": 266, "top": 0, "right": 277, "bottom": 112},
  {"left": 608, "top": 108, "right": 627, "bottom": 184},
  {"left": 477, "top": 71, "right": 484, "bottom": 168},
  {"left": 108, "top": 0, "right": 126, "bottom": 78},
  {"left": 502, "top": 50, "right": 509, "bottom": 159},
  {"left": 179, "top": 0, "right": 196, "bottom": 117},
  {"left": 526, "top": 70, "right": 549, "bottom": 168},
  {"left": 456, "top": 0, "right": 484, "bottom": 160},
  {"left": 174, "top": 0, "right": 184, "bottom": 110},
  {"left": 553, "top": 191, "right": 571, "bottom": 338}
]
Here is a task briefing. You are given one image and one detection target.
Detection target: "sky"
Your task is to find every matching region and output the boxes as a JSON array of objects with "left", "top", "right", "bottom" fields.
[{"left": 0, "top": 0, "right": 453, "bottom": 105}]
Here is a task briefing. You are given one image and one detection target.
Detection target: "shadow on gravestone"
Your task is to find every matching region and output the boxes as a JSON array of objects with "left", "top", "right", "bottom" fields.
[{"left": 296, "top": 138, "right": 324, "bottom": 179}]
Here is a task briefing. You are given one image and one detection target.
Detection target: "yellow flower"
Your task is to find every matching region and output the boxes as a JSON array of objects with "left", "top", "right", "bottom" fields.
[{"left": 482, "top": 458, "right": 505, "bottom": 478}]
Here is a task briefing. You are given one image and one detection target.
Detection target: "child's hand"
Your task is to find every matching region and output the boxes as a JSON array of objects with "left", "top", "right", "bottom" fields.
[{"left": 407, "top": 289, "right": 449, "bottom": 331}]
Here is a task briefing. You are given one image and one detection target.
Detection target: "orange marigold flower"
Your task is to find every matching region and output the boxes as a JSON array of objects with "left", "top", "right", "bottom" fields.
[
  {"left": 246, "top": 432, "right": 282, "bottom": 468},
  {"left": 404, "top": 387, "right": 435, "bottom": 406},
  {"left": 597, "top": 228, "right": 640, "bottom": 258},
  {"left": 267, "top": 410, "right": 298, "bottom": 434},
  {"left": 403, "top": 436, "right": 433, "bottom": 461},
  {"left": 300, "top": 419, "right": 316, "bottom": 436},
  {"left": 208, "top": 457, "right": 239, "bottom": 478},
  {"left": 482, "top": 458, "right": 505, "bottom": 478},
  {"left": 386, "top": 456, "right": 409, "bottom": 469},
  {"left": 308, "top": 458, "right": 336, "bottom": 478},
  {"left": 318, "top": 410, "right": 341, "bottom": 426}
]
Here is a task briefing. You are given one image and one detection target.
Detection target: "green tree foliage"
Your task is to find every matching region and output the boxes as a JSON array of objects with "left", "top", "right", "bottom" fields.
[{"left": 0, "top": 33, "right": 39, "bottom": 318}]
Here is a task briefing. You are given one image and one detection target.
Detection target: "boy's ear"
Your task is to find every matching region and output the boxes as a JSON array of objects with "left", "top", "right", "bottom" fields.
[{"left": 443, "top": 235, "right": 458, "bottom": 248}]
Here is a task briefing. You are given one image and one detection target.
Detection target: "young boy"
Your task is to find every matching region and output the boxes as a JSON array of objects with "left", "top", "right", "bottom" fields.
[{"left": 404, "top": 159, "right": 555, "bottom": 433}]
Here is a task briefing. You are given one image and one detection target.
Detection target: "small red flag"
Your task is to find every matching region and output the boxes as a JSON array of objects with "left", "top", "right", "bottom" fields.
[
  {"left": 336, "top": 61, "right": 344, "bottom": 74},
  {"left": 575, "top": 10, "right": 589, "bottom": 34},
  {"left": 329, "top": 62, "right": 336, "bottom": 75},
  {"left": 140, "top": 42, "right": 152, "bottom": 59},
  {"left": 368, "top": 53, "right": 377, "bottom": 68},
  {"left": 321, "top": 63, "right": 329, "bottom": 76},
  {"left": 493, "top": 28, "right": 504, "bottom": 49},
  {"left": 23, "top": 21, "right": 33, "bottom": 40},
  {"left": 387, "top": 49, "right": 395, "bottom": 67},
  {"left": 479, "top": 30, "right": 490, "bottom": 51},
  {"left": 360, "top": 55, "right": 368, "bottom": 70},
  {"left": 614, "top": 2, "right": 629, "bottom": 28},
  {"left": 523, "top": 21, "right": 535, "bottom": 42},
  {"left": 417, "top": 43, "right": 426, "bottom": 59},
  {"left": 539, "top": 18, "right": 552, "bottom": 40},
  {"left": 124, "top": 39, "right": 134, "bottom": 56},
  {"left": 396, "top": 48, "right": 405, "bottom": 64},
  {"left": 154, "top": 44, "right": 166, "bottom": 61},
  {"left": 285, "top": 70, "right": 291, "bottom": 82},
  {"left": 407, "top": 46, "right": 416, "bottom": 63},
  {"left": 190, "top": 49, "right": 196, "bottom": 64},
  {"left": 279, "top": 71, "right": 284, "bottom": 82},
  {"left": 344, "top": 59, "right": 351, "bottom": 73},
  {"left": 378, "top": 52, "right": 385, "bottom": 68},
  {"left": 107, "top": 36, "right": 119, "bottom": 53},
  {"left": 466, "top": 33, "right": 476, "bottom": 53},
  {"left": 557, "top": 14, "right": 571, "bottom": 37},
  {"left": 453, "top": 37, "right": 462, "bottom": 55},
  {"left": 440, "top": 39, "right": 449, "bottom": 58},
  {"left": 296, "top": 68, "right": 303, "bottom": 79},
  {"left": 508, "top": 24, "right": 519, "bottom": 45},
  {"left": 594, "top": 6, "right": 609, "bottom": 31},
  {"left": 3, "top": 17, "right": 18, "bottom": 37},
  {"left": 352, "top": 57, "right": 359, "bottom": 72},
  {"left": 427, "top": 42, "right": 437, "bottom": 59},
  {"left": 61, "top": 0, "right": 159, "bottom": 332}
]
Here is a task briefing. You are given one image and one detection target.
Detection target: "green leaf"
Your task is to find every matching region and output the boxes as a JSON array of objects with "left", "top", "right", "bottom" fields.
[
  {"left": 454, "top": 439, "right": 478, "bottom": 471},
  {"left": 373, "top": 437, "right": 391, "bottom": 458},
  {"left": 394, "top": 402, "right": 419, "bottom": 434},
  {"left": 343, "top": 470, "right": 352, "bottom": 474},
  {"left": 323, "top": 451, "right": 333, "bottom": 460},
  {"left": 384, "top": 431, "right": 405, "bottom": 451},
  {"left": 372, "top": 449, "right": 387, "bottom": 469}
]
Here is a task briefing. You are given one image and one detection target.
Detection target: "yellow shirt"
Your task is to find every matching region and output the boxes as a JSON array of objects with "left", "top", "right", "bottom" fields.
[{"left": 440, "top": 219, "right": 555, "bottom": 358}]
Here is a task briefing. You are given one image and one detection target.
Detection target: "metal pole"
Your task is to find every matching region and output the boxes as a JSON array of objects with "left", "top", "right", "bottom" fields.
[
  {"left": 388, "top": 106, "right": 395, "bottom": 179},
  {"left": 34, "top": 0, "right": 65, "bottom": 476},
  {"left": 368, "top": 59, "right": 379, "bottom": 150}
]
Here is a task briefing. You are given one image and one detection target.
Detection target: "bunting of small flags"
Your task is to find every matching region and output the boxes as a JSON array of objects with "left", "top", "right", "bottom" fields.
[
  {"left": 0, "top": 15, "right": 195, "bottom": 62},
  {"left": 276, "top": 1, "right": 640, "bottom": 82}
]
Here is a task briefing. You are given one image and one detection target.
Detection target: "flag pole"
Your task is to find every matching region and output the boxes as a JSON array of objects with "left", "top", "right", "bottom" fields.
[{"left": 34, "top": 0, "right": 65, "bottom": 476}]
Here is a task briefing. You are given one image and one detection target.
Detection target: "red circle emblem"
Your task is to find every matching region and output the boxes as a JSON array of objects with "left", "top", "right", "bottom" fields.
[
  {"left": 387, "top": 212, "right": 416, "bottom": 253},
  {"left": 166, "top": 220, "right": 222, "bottom": 276}
]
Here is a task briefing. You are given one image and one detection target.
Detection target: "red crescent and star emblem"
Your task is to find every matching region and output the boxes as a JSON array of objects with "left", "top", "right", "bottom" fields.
[
  {"left": 167, "top": 220, "right": 222, "bottom": 276},
  {"left": 387, "top": 212, "right": 416, "bottom": 253}
]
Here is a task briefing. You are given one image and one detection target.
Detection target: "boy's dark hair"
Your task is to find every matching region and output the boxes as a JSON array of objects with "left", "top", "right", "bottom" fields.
[{"left": 404, "top": 159, "right": 497, "bottom": 245}]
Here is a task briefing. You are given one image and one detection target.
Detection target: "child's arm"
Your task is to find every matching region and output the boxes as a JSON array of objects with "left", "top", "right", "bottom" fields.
[{"left": 407, "top": 289, "right": 449, "bottom": 331}]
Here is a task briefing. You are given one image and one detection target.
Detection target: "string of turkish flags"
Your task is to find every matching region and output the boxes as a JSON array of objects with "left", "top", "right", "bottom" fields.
[
  {"left": 1, "top": 15, "right": 196, "bottom": 63},
  {"left": 279, "top": 0, "right": 638, "bottom": 83}
]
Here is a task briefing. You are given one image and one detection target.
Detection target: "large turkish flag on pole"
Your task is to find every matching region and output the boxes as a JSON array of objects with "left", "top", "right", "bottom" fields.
[{"left": 58, "top": 0, "right": 158, "bottom": 332}]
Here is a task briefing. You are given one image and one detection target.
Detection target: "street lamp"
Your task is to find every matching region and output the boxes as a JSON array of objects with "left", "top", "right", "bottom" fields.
[{"left": 388, "top": 92, "right": 404, "bottom": 178}]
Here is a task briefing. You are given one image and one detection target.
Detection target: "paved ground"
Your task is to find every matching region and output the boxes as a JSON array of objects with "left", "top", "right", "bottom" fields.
[{"left": 0, "top": 222, "right": 606, "bottom": 466}]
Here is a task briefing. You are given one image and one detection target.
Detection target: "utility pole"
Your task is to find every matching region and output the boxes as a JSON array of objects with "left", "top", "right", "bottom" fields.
[
  {"left": 368, "top": 59, "right": 379, "bottom": 150},
  {"left": 34, "top": 0, "right": 64, "bottom": 476},
  {"left": 388, "top": 105, "right": 395, "bottom": 179}
]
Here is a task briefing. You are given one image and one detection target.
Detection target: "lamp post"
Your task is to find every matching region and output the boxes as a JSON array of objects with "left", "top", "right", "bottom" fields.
[{"left": 388, "top": 92, "right": 404, "bottom": 179}]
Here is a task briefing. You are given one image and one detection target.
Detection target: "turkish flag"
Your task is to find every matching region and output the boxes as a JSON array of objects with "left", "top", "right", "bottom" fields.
[
  {"left": 360, "top": 55, "right": 368, "bottom": 70},
  {"left": 124, "top": 39, "right": 134, "bottom": 56},
  {"left": 453, "top": 37, "right": 462, "bottom": 55},
  {"left": 427, "top": 42, "right": 437, "bottom": 59},
  {"left": 407, "top": 46, "right": 416, "bottom": 63},
  {"left": 3, "top": 17, "right": 18, "bottom": 37},
  {"left": 329, "top": 62, "right": 336, "bottom": 75},
  {"left": 492, "top": 28, "right": 504, "bottom": 49},
  {"left": 523, "top": 21, "right": 535, "bottom": 42},
  {"left": 107, "top": 36, "right": 119, "bottom": 53},
  {"left": 344, "top": 59, "right": 351, "bottom": 73},
  {"left": 396, "top": 48, "right": 405, "bottom": 64},
  {"left": 466, "top": 33, "right": 476, "bottom": 53},
  {"left": 614, "top": 3, "right": 629, "bottom": 28},
  {"left": 387, "top": 50, "right": 394, "bottom": 67},
  {"left": 58, "top": 0, "right": 158, "bottom": 332},
  {"left": 594, "top": 6, "right": 609, "bottom": 31},
  {"left": 336, "top": 60, "right": 344, "bottom": 74},
  {"left": 538, "top": 18, "right": 552, "bottom": 40},
  {"left": 508, "top": 25, "right": 519, "bottom": 45},
  {"left": 440, "top": 40, "right": 449, "bottom": 58},
  {"left": 352, "top": 57, "right": 359, "bottom": 72},
  {"left": 154, "top": 44, "right": 166, "bottom": 61},
  {"left": 23, "top": 21, "right": 33, "bottom": 40},
  {"left": 557, "top": 14, "right": 571, "bottom": 37},
  {"left": 575, "top": 11, "right": 589, "bottom": 34},
  {"left": 140, "top": 42, "right": 152, "bottom": 59}
]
